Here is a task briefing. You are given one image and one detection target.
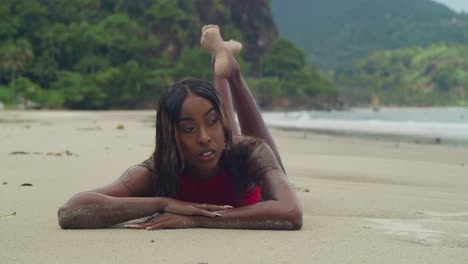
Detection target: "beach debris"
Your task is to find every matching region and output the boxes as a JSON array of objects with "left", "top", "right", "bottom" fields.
[
  {"left": 363, "top": 226, "right": 371, "bottom": 229},
  {"left": 9, "top": 151, "right": 29, "bottom": 155},
  {"left": 9, "top": 150, "right": 76, "bottom": 157},
  {"left": 0, "top": 212, "right": 16, "bottom": 218},
  {"left": 2, "top": 182, "right": 7, "bottom": 185},
  {"left": 150, "top": 240, "right": 155, "bottom": 243},
  {"left": 9, "top": 151, "right": 45, "bottom": 155},
  {"left": 434, "top": 137, "right": 441, "bottom": 144},
  {"left": 20, "top": 183, "right": 33, "bottom": 187},
  {"left": 47, "top": 152, "right": 62, "bottom": 157},
  {"left": 116, "top": 124, "right": 125, "bottom": 130},
  {"left": 293, "top": 185, "right": 310, "bottom": 193},
  {"left": 65, "top": 149, "right": 78, "bottom": 156},
  {"left": 76, "top": 126, "right": 101, "bottom": 131},
  {"left": 415, "top": 212, "right": 424, "bottom": 215}
]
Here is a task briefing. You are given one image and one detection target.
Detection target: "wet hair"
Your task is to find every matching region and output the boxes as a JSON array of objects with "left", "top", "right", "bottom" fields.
[{"left": 152, "top": 78, "right": 235, "bottom": 199}]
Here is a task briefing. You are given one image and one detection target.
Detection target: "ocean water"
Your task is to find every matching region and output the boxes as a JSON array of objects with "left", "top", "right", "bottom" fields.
[{"left": 262, "top": 107, "right": 468, "bottom": 143}]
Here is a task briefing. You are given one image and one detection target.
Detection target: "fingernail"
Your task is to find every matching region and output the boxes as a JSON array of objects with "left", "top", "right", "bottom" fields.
[
  {"left": 224, "top": 205, "right": 233, "bottom": 209},
  {"left": 215, "top": 212, "right": 222, "bottom": 217}
]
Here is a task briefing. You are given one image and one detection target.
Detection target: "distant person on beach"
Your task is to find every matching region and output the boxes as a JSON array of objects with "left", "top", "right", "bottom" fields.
[{"left": 58, "top": 25, "right": 302, "bottom": 230}]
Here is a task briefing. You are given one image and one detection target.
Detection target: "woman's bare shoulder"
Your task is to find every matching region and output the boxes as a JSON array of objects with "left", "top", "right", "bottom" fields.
[
  {"left": 232, "top": 135, "right": 263, "bottom": 150},
  {"left": 232, "top": 135, "right": 281, "bottom": 178}
]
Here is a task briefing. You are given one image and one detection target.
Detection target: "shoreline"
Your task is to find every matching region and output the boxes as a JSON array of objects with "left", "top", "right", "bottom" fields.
[
  {"left": 2, "top": 109, "right": 468, "bottom": 147},
  {"left": 269, "top": 125, "right": 468, "bottom": 148},
  {"left": 263, "top": 107, "right": 468, "bottom": 147}
]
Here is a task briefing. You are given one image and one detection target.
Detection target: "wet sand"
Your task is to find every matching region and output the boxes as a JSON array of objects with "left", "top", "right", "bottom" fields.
[{"left": 1, "top": 110, "right": 468, "bottom": 263}]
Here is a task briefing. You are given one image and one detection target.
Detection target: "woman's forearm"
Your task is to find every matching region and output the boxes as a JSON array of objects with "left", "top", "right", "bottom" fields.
[
  {"left": 192, "top": 200, "right": 302, "bottom": 230},
  {"left": 58, "top": 192, "right": 166, "bottom": 229}
]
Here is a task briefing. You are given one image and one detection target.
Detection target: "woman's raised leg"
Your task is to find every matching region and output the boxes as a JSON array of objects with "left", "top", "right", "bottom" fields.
[
  {"left": 201, "top": 25, "right": 285, "bottom": 172},
  {"left": 203, "top": 25, "right": 243, "bottom": 136},
  {"left": 213, "top": 76, "right": 240, "bottom": 136}
]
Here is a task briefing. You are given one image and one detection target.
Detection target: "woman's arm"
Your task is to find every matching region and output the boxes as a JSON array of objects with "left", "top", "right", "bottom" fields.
[
  {"left": 58, "top": 192, "right": 166, "bottom": 229},
  {"left": 58, "top": 166, "right": 228, "bottom": 229},
  {"left": 193, "top": 176, "right": 301, "bottom": 230},
  {"left": 194, "top": 142, "right": 301, "bottom": 229},
  {"left": 58, "top": 166, "right": 161, "bottom": 229},
  {"left": 128, "top": 143, "right": 302, "bottom": 230}
]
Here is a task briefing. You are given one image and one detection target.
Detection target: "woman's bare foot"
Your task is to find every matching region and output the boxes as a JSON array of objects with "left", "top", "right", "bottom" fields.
[
  {"left": 200, "top": 25, "right": 239, "bottom": 78},
  {"left": 224, "top": 40, "right": 243, "bottom": 56},
  {"left": 201, "top": 24, "right": 243, "bottom": 55}
]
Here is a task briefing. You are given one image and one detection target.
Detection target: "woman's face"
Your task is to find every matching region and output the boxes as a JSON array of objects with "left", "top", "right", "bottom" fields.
[{"left": 176, "top": 95, "right": 225, "bottom": 178}]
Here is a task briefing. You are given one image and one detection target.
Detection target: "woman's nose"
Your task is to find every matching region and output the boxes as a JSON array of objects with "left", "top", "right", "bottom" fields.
[{"left": 198, "top": 127, "right": 212, "bottom": 145}]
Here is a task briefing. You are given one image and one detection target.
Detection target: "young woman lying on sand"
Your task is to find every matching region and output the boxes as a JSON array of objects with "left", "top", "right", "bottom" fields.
[{"left": 58, "top": 25, "right": 302, "bottom": 230}]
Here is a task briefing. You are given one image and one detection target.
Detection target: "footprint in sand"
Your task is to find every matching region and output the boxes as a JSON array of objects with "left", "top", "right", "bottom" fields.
[
  {"left": 366, "top": 218, "right": 445, "bottom": 246},
  {"left": 365, "top": 211, "right": 468, "bottom": 247}
]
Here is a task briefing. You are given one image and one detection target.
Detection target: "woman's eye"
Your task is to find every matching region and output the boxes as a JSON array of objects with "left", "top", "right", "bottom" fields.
[
  {"left": 183, "top": 127, "right": 194, "bottom": 133},
  {"left": 209, "top": 118, "right": 218, "bottom": 126}
]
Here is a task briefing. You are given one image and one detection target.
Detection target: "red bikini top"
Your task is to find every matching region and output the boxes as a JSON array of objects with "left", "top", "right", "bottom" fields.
[{"left": 177, "top": 168, "right": 260, "bottom": 207}]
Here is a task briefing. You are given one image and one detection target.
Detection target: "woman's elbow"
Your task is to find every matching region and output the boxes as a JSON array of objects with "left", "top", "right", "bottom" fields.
[
  {"left": 287, "top": 205, "right": 303, "bottom": 230},
  {"left": 273, "top": 201, "right": 302, "bottom": 230},
  {"left": 57, "top": 192, "right": 94, "bottom": 229},
  {"left": 57, "top": 205, "right": 74, "bottom": 229}
]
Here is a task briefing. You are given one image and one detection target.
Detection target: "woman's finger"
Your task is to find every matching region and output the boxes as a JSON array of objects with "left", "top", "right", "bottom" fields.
[
  {"left": 146, "top": 219, "right": 171, "bottom": 230},
  {"left": 126, "top": 222, "right": 152, "bottom": 229},
  {"left": 210, "top": 205, "right": 233, "bottom": 211},
  {"left": 126, "top": 215, "right": 167, "bottom": 229},
  {"left": 194, "top": 208, "right": 222, "bottom": 218},
  {"left": 195, "top": 204, "right": 232, "bottom": 211}
]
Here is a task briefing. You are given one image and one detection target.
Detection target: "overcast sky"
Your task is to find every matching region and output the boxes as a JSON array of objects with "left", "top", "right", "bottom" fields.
[{"left": 433, "top": 0, "right": 468, "bottom": 13}]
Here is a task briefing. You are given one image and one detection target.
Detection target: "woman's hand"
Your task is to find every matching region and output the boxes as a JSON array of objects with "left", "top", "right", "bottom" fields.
[
  {"left": 162, "top": 198, "right": 232, "bottom": 217},
  {"left": 125, "top": 213, "right": 197, "bottom": 230}
]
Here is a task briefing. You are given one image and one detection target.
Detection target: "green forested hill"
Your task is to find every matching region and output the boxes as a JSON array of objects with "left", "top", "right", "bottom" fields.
[
  {"left": 271, "top": 0, "right": 468, "bottom": 69},
  {"left": 335, "top": 44, "right": 468, "bottom": 106},
  {"left": 0, "top": 0, "right": 336, "bottom": 109}
]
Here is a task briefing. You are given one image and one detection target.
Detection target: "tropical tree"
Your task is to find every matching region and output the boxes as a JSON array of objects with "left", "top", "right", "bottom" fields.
[{"left": 0, "top": 39, "right": 33, "bottom": 87}]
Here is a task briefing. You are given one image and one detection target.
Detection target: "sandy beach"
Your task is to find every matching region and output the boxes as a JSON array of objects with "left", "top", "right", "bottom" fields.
[{"left": 1, "top": 110, "right": 468, "bottom": 264}]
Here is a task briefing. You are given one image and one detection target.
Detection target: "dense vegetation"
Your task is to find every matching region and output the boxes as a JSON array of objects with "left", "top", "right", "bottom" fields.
[
  {"left": 252, "top": 38, "right": 337, "bottom": 109},
  {"left": 271, "top": 0, "right": 468, "bottom": 70},
  {"left": 0, "top": 0, "right": 336, "bottom": 109},
  {"left": 335, "top": 44, "right": 468, "bottom": 106},
  {"left": 270, "top": 0, "right": 468, "bottom": 107}
]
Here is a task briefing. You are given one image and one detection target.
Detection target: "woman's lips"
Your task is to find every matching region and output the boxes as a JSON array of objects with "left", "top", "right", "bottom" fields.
[{"left": 199, "top": 150, "right": 216, "bottom": 161}]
